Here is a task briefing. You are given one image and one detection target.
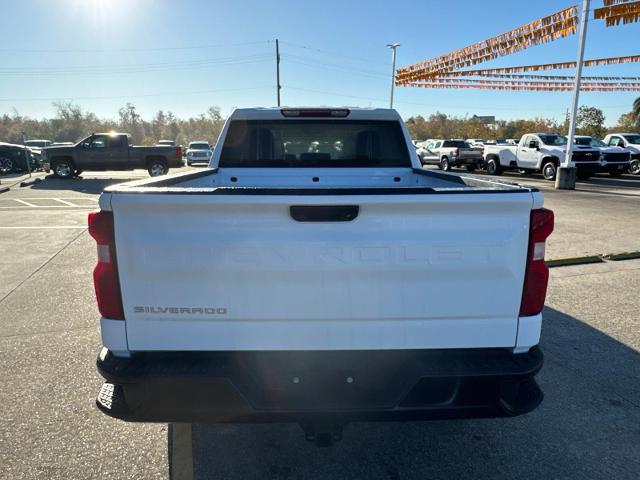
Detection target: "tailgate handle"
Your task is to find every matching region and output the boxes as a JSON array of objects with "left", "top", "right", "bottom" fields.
[{"left": 290, "top": 205, "right": 359, "bottom": 222}]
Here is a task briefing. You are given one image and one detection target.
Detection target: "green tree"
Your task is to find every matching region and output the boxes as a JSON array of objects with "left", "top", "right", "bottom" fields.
[
  {"left": 575, "top": 105, "right": 606, "bottom": 138},
  {"left": 631, "top": 97, "right": 640, "bottom": 126},
  {"left": 612, "top": 112, "right": 636, "bottom": 131},
  {"left": 118, "top": 103, "right": 146, "bottom": 143}
]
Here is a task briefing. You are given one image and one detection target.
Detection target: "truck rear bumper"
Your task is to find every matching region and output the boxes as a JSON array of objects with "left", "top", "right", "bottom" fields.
[
  {"left": 451, "top": 157, "right": 482, "bottom": 166},
  {"left": 96, "top": 347, "right": 543, "bottom": 424}
]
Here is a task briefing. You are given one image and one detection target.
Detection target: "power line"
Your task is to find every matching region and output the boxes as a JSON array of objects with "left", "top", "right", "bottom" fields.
[
  {"left": 0, "top": 55, "right": 273, "bottom": 76},
  {"left": 278, "top": 40, "right": 381, "bottom": 65},
  {"left": 0, "top": 85, "right": 274, "bottom": 103},
  {"left": 282, "top": 54, "right": 388, "bottom": 79},
  {"left": 0, "top": 40, "right": 274, "bottom": 53}
]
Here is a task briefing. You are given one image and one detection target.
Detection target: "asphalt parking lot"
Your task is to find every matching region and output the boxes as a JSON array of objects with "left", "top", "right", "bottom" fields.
[{"left": 1, "top": 167, "right": 639, "bottom": 479}]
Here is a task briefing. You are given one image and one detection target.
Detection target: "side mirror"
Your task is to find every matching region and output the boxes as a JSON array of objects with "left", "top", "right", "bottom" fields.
[{"left": 528, "top": 141, "right": 538, "bottom": 150}]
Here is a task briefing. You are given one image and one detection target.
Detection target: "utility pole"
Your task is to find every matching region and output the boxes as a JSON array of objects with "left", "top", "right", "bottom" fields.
[
  {"left": 275, "top": 39, "right": 281, "bottom": 107},
  {"left": 556, "top": 0, "right": 589, "bottom": 190},
  {"left": 22, "top": 132, "right": 32, "bottom": 178},
  {"left": 387, "top": 43, "right": 400, "bottom": 108}
]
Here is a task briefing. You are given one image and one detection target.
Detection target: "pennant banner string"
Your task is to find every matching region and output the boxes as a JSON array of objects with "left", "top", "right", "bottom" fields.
[
  {"left": 402, "top": 82, "right": 640, "bottom": 92},
  {"left": 396, "top": 55, "right": 640, "bottom": 84},
  {"left": 594, "top": 1, "right": 640, "bottom": 26},
  {"left": 396, "top": 6, "right": 578, "bottom": 81}
]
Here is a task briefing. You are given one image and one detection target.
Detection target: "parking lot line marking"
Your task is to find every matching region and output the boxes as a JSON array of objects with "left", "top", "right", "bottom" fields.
[
  {"left": 0, "top": 226, "right": 87, "bottom": 230},
  {"left": 8, "top": 197, "right": 98, "bottom": 201},
  {"left": 0, "top": 206, "right": 93, "bottom": 209},
  {"left": 13, "top": 199, "right": 38, "bottom": 207},
  {"left": 53, "top": 198, "right": 79, "bottom": 207}
]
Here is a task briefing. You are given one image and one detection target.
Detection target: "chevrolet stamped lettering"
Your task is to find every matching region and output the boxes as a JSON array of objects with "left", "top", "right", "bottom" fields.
[{"left": 133, "top": 306, "right": 228, "bottom": 315}]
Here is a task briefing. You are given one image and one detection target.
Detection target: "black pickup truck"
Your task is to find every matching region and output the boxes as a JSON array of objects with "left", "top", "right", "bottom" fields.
[{"left": 42, "top": 133, "right": 183, "bottom": 178}]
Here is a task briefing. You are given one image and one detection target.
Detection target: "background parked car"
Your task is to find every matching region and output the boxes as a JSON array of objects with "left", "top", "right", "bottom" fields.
[
  {"left": 574, "top": 135, "right": 630, "bottom": 177},
  {"left": 185, "top": 141, "right": 213, "bottom": 166},
  {"left": 0, "top": 142, "right": 37, "bottom": 175},
  {"left": 42, "top": 133, "right": 183, "bottom": 178},
  {"left": 603, "top": 133, "right": 640, "bottom": 175},
  {"left": 419, "top": 139, "right": 484, "bottom": 171},
  {"left": 483, "top": 133, "right": 601, "bottom": 180}
]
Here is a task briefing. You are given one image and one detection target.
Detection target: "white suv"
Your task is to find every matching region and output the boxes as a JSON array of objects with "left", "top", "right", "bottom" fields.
[{"left": 186, "top": 141, "right": 212, "bottom": 166}]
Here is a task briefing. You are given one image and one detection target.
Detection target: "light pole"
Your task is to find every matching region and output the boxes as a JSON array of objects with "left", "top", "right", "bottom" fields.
[
  {"left": 556, "top": 0, "right": 590, "bottom": 190},
  {"left": 387, "top": 43, "right": 400, "bottom": 108},
  {"left": 275, "top": 38, "right": 281, "bottom": 107}
]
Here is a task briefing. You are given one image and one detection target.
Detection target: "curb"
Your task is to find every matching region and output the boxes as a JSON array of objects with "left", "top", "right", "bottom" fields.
[
  {"left": 20, "top": 177, "right": 43, "bottom": 187},
  {"left": 548, "top": 251, "right": 640, "bottom": 268},
  {"left": 0, "top": 185, "right": 9, "bottom": 194},
  {"left": 603, "top": 251, "right": 640, "bottom": 261},
  {"left": 547, "top": 255, "right": 604, "bottom": 268}
]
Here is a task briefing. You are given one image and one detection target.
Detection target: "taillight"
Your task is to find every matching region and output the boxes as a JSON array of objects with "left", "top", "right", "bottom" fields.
[
  {"left": 520, "top": 208, "right": 554, "bottom": 317},
  {"left": 176, "top": 147, "right": 182, "bottom": 158},
  {"left": 453, "top": 148, "right": 460, "bottom": 156},
  {"left": 88, "top": 211, "right": 124, "bottom": 320}
]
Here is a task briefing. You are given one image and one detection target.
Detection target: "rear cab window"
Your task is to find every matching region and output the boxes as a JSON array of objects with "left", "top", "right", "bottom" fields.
[
  {"left": 442, "top": 140, "right": 469, "bottom": 148},
  {"left": 219, "top": 120, "right": 411, "bottom": 168},
  {"left": 190, "top": 143, "right": 210, "bottom": 150}
]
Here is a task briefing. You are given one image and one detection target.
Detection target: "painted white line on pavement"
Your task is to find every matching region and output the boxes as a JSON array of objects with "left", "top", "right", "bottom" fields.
[
  {"left": 0, "top": 206, "right": 94, "bottom": 210},
  {"left": 53, "top": 198, "right": 78, "bottom": 206},
  {"left": 0, "top": 226, "right": 87, "bottom": 230},
  {"left": 5, "top": 197, "right": 97, "bottom": 201},
  {"left": 13, "top": 199, "right": 37, "bottom": 207}
]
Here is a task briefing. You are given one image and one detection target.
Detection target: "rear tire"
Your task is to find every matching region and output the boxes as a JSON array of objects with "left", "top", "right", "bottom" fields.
[
  {"left": 0, "top": 156, "right": 14, "bottom": 175},
  {"left": 440, "top": 156, "right": 451, "bottom": 172},
  {"left": 485, "top": 157, "right": 502, "bottom": 176},
  {"left": 629, "top": 159, "right": 640, "bottom": 175},
  {"left": 148, "top": 158, "right": 168, "bottom": 177},
  {"left": 52, "top": 159, "right": 74, "bottom": 178},
  {"left": 541, "top": 160, "right": 557, "bottom": 181}
]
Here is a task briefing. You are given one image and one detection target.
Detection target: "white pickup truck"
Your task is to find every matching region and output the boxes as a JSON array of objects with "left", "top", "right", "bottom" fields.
[
  {"left": 483, "top": 133, "right": 601, "bottom": 180},
  {"left": 603, "top": 132, "right": 640, "bottom": 175},
  {"left": 91, "top": 107, "right": 553, "bottom": 445},
  {"left": 574, "top": 135, "right": 630, "bottom": 177}
]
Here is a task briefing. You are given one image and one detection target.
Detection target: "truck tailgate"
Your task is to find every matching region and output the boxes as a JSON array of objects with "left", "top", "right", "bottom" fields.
[{"left": 110, "top": 191, "right": 534, "bottom": 351}]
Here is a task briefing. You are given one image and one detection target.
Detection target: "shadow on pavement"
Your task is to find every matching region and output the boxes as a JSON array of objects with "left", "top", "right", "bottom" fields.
[
  {"left": 586, "top": 175, "right": 640, "bottom": 188},
  {"left": 29, "top": 175, "right": 142, "bottom": 195},
  {"left": 187, "top": 307, "right": 640, "bottom": 479}
]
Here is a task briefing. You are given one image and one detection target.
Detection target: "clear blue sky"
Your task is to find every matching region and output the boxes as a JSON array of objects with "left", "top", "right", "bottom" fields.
[{"left": 1, "top": 0, "right": 638, "bottom": 125}]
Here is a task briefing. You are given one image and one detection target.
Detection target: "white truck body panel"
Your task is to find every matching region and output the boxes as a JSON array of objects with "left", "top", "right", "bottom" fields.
[
  {"left": 106, "top": 182, "right": 534, "bottom": 352},
  {"left": 98, "top": 108, "right": 543, "bottom": 354}
]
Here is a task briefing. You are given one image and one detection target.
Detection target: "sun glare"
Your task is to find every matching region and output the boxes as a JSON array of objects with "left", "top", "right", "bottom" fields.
[{"left": 67, "top": 0, "right": 135, "bottom": 26}]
